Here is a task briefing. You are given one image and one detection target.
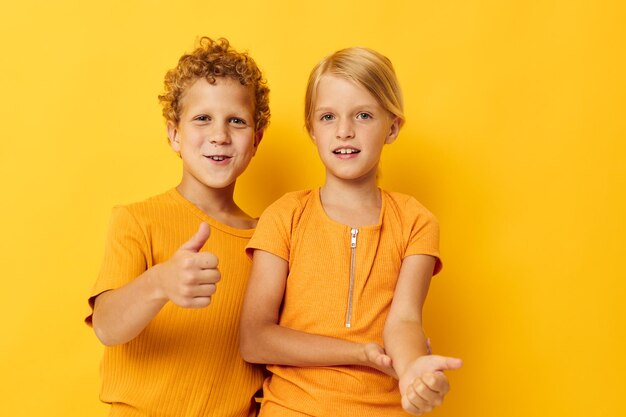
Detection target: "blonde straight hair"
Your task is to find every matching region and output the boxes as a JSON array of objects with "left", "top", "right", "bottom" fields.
[{"left": 304, "top": 47, "right": 405, "bottom": 134}]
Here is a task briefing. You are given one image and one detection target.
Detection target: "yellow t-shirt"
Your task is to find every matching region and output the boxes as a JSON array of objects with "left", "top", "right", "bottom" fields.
[
  {"left": 86, "top": 189, "right": 263, "bottom": 417},
  {"left": 246, "top": 188, "right": 441, "bottom": 417}
]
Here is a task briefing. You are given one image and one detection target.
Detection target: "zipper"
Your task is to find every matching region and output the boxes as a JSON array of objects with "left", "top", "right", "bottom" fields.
[{"left": 345, "top": 228, "right": 359, "bottom": 328}]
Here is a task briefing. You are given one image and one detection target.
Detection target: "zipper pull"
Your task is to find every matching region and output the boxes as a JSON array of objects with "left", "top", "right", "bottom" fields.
[{"left": 351, "top": 228, "right": 359, "bottom": 248}]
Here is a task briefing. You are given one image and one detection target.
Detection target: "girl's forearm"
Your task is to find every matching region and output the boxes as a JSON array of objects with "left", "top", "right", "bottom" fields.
[
  {"left": 383, "top": 320, "right": 429, "bottom": 377},
  {"left": 240, "top": 322, "right": 368, "bottom": 367}
]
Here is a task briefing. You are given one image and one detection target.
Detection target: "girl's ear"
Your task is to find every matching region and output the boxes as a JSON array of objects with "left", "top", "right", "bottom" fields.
[
  {"left": 167, "top": 121, "right": 181, "bottom": 152},
  {"left": 309, "top": 127, "right": 317, "bottom": 144},
  {"left": 385, "top": 117, "right": 402, "bottom": 145}
]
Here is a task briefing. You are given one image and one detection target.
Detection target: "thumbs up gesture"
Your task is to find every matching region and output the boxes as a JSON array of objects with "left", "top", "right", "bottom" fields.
[
  {"left": 398, "top": 355, "right": 463, "bottom": 415},
  {"left": 153, "top": 222, "right": 220, "bottom": 308}
]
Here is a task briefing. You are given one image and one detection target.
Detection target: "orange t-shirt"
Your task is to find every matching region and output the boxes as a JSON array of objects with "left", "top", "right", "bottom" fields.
[
  {"left": 86, "top": 189, "right": 263, "bottom": 417},
  {"left": 246, "top": 189, "right": 441, "bottom": 417}
]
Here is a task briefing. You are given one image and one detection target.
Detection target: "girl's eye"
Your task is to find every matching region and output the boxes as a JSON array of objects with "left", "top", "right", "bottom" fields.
[
  {"left": 357, "top": 113, "right": 371, "bottom": 120},
  {"left": 321, "top": 114, "right": 335, "bottom": 121},
  {"left": 195, "top": 115, "right": 210, "bottom": 122}
]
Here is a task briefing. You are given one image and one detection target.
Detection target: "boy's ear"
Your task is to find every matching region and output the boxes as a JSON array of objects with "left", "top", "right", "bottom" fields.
[
  {"left": 251, "top": 129, "right": 264, "bottom": 156},
  {"left": 167, "top": 121, "right": 181, "bottom": 152},
  {"left": 385, "top": 117, "right": 402, "bottom": 145},
  {"left": 254, "top": 129, "right": 264, "bottom": 147}
]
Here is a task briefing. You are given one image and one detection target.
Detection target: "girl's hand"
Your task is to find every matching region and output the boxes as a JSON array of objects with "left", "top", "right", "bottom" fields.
[
  {"left": 362, "top": 343, "right": 398, "bottom": 379},
  {"left": 398, "top": 355, "right": 462, "bottom": 415}
]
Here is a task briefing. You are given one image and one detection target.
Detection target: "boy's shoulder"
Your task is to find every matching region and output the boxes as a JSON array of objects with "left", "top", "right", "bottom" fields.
[
  {"left": 119, "top": 189, "right": 178, "bottom": 214},
  {"left": 110, "top": 189, "right": 181, "bottom": 226}
]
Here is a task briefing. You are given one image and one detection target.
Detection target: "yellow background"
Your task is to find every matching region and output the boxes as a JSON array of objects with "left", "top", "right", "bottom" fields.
[{"left": 1, "top": 1, "right": 624, "bottom": 416}]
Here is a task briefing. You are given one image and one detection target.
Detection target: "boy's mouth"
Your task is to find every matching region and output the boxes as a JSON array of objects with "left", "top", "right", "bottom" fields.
[
  {"left": 205, "top": 155, "right": 231, "bottom": 161},
  {"left": 332, "top": 148, "right": 360, "bottom": 155}
]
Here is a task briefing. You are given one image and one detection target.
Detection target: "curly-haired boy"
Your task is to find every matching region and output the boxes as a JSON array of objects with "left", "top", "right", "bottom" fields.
[{"left": 86, "top": 37, "right": 269, "bottom": 417}]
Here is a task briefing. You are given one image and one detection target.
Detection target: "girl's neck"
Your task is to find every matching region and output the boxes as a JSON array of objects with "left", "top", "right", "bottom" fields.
[{"left": 320, "top": 174, "right": 381, "bottom": 227}]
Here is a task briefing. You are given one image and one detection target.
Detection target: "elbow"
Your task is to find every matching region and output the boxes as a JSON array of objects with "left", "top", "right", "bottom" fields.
[
  {"left": 239, "top": 322, "right": 267, "bottom": 363},
  {"left": 239, "top": 329, "right": 260, "bottom": 363},
  {"left": 92, "top": 317, "right": 126, "bottom": 347},
  {"left": 93, "top": 325, "right": 118, "bottom": 347}
]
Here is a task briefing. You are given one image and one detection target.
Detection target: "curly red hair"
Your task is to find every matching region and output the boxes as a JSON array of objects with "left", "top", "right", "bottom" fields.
[{"left": 159, "top": 37, "right": 270, "bottom": 132}]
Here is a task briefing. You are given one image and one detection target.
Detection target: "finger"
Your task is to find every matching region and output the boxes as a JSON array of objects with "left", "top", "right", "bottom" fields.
[
  {"left": 193, "top": 269, "right": 221, "bottom": 284},
  {"left": 188, "top": 296, "right": 213, "bottom": 308},
  {"left": 411, "top": 377, "right": 444, "bottom": 407},
  {"left": 195, "top": 283, "right": 217, "bottom": 297},
  {"left": 401, "top": 394, "right": 424, "bottom": 416},
  {"left": 422, "top": 355, "right": 463, "bottom": 373},
  {"left": 378, "top": 354, "right": 392, "bottom": 368},
  {"left": 179, "top": 223, "right": 211, "bottom": 252},
  {"left": 404, "top": 385, "right": 433, "bottom": 415},
  {"left": 422, "top": 371, "right": 450, "bottom": 395},
  {"left": 172, "top": 295, "right": 212, "bottom": 309},
  {"left": 193, "top": 252, "right": 219, "bottom": 269}
]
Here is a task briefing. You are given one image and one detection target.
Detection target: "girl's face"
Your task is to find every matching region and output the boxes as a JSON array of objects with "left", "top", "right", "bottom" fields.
[{"left": 310, "top": 74, "right": 400, "bottom": 184}]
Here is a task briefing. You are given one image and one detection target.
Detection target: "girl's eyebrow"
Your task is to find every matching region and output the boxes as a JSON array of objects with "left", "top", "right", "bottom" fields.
[{"left": 315, "top": 103, "right": 379, "bottom": 111}]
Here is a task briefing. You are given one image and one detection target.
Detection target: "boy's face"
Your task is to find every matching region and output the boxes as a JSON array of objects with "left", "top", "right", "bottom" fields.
[{"left": 168, "top": 76, "right": 262, "bottom": 192}]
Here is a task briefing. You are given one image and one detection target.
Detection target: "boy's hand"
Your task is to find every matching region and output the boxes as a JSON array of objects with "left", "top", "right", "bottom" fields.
[
  {"left": 363, "top": 343, "right": 398, "bottom": 379},
  {"left": 398, "top": 355, "right": 462, "bottom": 415},
  {"left": 153, "top": 222, "right": 220, "bottom": 308}
]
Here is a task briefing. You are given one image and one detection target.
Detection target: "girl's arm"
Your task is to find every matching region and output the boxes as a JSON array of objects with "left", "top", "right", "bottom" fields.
[
  {"left": 383, "top": 254, "right": 462, "bottom": 415},
  {"left": 239, "top": 249, "right": 395, "bottom": 376}
]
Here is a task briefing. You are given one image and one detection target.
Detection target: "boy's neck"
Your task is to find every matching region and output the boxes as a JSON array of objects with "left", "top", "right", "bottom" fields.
[{"left": 176, "top": 180, "right": 256, "bottom": 229}]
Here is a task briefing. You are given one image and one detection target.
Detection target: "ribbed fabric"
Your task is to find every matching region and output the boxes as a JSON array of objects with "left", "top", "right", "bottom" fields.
[
  {"left": 86, "top": 189, "right": 263, "bottom": 417},
  {"left": 246, "top": 188, "right": 441, "bottom": 417}
]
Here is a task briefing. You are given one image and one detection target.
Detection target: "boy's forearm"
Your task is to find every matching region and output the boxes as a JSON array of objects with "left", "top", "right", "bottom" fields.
[
  {"left": 92, "top": 266, "right": 168, "bottom": 346},
  {"left": 384, "top": 320, "right": 429, "bottom": 377}
]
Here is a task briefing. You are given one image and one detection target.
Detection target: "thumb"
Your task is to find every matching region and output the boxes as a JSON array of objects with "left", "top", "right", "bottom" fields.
[
  {"left": 422, "top": 355, "right": 463, "bottom": 373},
  {"left": 179, "top": 222, "right": 211, "bottom": 252}
]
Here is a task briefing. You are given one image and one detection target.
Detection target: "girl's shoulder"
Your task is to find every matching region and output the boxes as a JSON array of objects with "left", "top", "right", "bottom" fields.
[
  {"left": 382, "top": 190, "right": 438, "bottom": 222},
  {"left": 265, "top": 189, "right": 317, "bottom": 214}
]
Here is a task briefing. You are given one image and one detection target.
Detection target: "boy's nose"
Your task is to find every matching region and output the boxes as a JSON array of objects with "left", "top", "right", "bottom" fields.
[{"left": 208, "top": 125, "right": 230, "bottom": 145}]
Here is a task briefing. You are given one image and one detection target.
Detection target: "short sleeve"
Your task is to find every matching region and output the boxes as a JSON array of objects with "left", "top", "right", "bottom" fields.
[
  {"left": 403, "top": 198, "right": 443, "bottom": 275},
  {"left": 85, "top": 206, "right": 150, "bottom": 324},
  {"left": 246, "top": 195, "right": 300, "bottom": 262}
]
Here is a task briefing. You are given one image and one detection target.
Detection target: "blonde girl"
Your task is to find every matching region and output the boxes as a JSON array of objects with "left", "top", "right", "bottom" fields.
[{"left": 240, "top": 47, "right": 462, "bottom": 416}]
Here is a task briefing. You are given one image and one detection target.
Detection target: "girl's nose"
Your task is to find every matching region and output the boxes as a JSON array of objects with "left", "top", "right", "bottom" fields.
[{"left": 335, "top": 120, "right": 355, "bottom": 140}]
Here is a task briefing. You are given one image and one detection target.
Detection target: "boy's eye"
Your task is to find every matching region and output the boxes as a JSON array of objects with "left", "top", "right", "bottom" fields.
[
  {"left": 356, "top": 113, "right": 371, "bottom": 120},
  {"left": 321, "top": 114, "right": 335, "bottom": 121},
  {"left": 229, "top": 117, "right": 247, "bottom": 125}
]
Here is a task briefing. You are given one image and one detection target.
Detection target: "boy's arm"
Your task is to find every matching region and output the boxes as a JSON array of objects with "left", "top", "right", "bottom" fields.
[
  {"left": 383, "top": 254, "right": 462, "bottom": 415},
  {"left": 92, "top": 223, "right": 219, "bottom": 346},
  {"left": 239, "top": 249, "right": 395, "bottom": 376}
]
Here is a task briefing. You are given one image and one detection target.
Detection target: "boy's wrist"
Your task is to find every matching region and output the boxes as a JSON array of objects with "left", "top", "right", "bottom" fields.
[{"left": 144, "top": 264, "right": 169, "bottom": 303}]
